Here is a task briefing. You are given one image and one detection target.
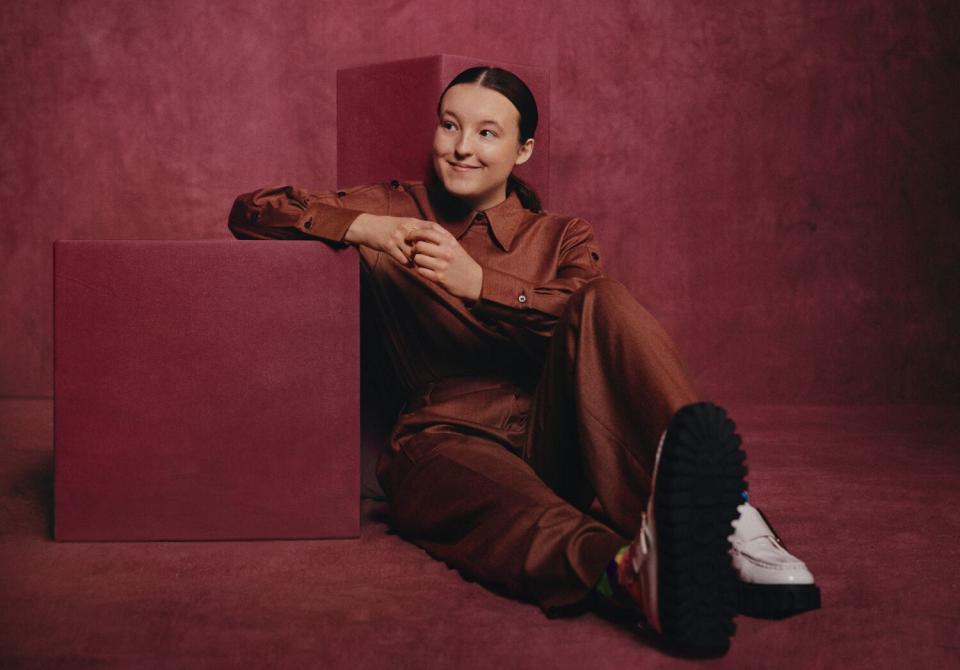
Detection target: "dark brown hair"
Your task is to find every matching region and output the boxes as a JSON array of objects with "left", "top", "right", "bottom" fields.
[{"left": 436, "top": 66, "right": 542, "bottom": 212}]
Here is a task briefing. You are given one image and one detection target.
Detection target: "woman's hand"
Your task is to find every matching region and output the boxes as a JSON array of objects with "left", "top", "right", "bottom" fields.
[
  {"left": 345, "top": 213, "right": 434, "bottom": 266},
  {"left": 405, "top": 223, "right": 483, "bottom": 301}
]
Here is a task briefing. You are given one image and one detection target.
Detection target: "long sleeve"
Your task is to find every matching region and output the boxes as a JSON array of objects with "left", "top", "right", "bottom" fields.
[
  {"left": 227, "top": 183, "right": 386, "bottom": 248},
  {"left": 464, "top": 216, "right": 607, "bottom": 361}
]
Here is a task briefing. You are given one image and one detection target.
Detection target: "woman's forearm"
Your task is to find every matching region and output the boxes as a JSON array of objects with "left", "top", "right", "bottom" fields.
[{"left": 344, "top": 212, "right": 383, "bottom": 247}]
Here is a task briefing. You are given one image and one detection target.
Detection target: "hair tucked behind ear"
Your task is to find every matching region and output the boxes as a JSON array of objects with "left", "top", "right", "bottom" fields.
[
  {"left": 438, "top": 66, "right": 543, "bottom": 213},
  {"left": 506, "top": 174, "right": 541, "bottom": 213}
]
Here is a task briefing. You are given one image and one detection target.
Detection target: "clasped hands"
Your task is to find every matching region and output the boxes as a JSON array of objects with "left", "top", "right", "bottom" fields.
[{"left": 347, "top": 213, "right": 483, "bottom": 302}]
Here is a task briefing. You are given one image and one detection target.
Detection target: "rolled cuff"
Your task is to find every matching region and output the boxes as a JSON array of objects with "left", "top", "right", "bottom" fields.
[
  {"left": 467, "top": 266, "right": 536, "bottom": 321},
  {"left": 294, "top": 202, "right": 367, "bottom": 245}
]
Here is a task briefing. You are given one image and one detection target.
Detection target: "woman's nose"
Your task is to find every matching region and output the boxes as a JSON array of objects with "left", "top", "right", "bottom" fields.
[{"left": 454, "top": 133, "right": 472, "bottom": 156}]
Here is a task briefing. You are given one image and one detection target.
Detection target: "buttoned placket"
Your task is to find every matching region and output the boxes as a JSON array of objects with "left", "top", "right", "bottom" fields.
[{"left": 468, "top": 209, "right": 529, "bottom": 308}]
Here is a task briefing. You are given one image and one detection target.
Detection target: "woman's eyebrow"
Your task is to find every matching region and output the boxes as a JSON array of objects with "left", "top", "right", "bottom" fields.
[{"left": 441, "top": 110, "right": 504, "bottom": 131}]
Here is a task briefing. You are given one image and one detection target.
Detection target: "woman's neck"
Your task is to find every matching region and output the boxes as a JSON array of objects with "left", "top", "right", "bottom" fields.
[{"left": 427, "top": 176, "right": 507, "bottom": 215}]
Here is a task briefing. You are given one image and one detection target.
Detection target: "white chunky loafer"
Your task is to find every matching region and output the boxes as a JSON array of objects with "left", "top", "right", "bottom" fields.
[
  {"left": 728, "top": 501, "right": 822, "bottom": 618},
  {"left": 618, "top": 402, "right": 747, "bottom": 654}
]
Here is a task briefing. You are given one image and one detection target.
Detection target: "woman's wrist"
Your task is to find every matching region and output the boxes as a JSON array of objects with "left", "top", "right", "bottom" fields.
[{"left": 344, "top": 212, "right": 379, "bottom": 245}]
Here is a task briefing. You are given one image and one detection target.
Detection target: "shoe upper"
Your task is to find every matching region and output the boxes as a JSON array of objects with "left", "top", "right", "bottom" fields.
[
  {"left": 616, "top": 431, "right": 666, "bottom": 633},
  {"left": 619, "top": 497, "right": 662, "bottom": 632},
  {"left": 728, "top": 502, "right": 815, "bottom": 586}
]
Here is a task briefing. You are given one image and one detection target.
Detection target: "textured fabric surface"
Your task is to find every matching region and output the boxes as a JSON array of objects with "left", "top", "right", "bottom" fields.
[
  {"left": 2, "top": 398, "right": 958, "bottom": 668},
  {"left": 3, "top": 1, "right": 958, "bottom": 403}
]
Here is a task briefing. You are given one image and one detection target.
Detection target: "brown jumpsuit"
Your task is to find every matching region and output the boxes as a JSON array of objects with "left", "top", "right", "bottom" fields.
[{"left": 227, "top": 177, "right": 700, "bottom": 617}]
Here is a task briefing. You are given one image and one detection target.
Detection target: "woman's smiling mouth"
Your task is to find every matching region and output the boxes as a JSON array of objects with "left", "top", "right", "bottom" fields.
[{"left": 449, "top": 161, "right": 481, "bottom": 171}]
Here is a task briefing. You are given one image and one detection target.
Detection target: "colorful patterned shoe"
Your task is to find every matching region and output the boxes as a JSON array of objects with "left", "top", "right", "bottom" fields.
[{"left": 618, "top": 402, "right": 747, "bottom": 654}]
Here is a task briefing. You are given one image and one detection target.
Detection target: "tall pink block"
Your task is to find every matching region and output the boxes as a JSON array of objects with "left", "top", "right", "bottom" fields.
[{"left": 53, "top": 240, "right": 360, "bottom": 541}]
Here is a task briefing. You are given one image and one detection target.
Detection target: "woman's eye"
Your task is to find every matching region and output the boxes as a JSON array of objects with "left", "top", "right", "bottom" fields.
[
  {"left": 480, "top": 129, "right": 496, "bottom": 138},
  {"left": 441, "top": 121, "right": 456, "bottom": 130}
]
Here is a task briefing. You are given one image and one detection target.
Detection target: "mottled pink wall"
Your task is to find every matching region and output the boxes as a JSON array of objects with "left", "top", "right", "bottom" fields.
[{"left": 2, "top": 0, "right": 957, "bottom": 402}]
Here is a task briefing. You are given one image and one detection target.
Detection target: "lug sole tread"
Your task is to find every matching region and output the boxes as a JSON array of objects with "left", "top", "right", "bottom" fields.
[
  {"left": 653, "top": 402, "right": 748, "bottom": 654},
  {"left": 738, "top": 582, "right": 822, "bottom": 619}
]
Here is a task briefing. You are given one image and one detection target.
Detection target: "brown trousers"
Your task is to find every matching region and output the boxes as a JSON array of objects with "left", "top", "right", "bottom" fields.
[{"left": 375, "top": 277, "right": 700, "bottom": 616}]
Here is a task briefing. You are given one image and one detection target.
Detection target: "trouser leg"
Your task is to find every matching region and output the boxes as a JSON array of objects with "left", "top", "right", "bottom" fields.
[
  {"left": 373, "top": 277, "right": 701, "bottom": 616},
  {"left": 524, "top": 276, "right": 701, "bottom": 540},
  {"left": 376, "top": 429, "right": 628, "bottom": 614}
]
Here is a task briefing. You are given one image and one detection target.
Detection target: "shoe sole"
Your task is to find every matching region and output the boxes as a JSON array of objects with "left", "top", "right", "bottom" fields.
[
  {"left": 653, "top": 402, "right": 747, "bottom": 654},
  {"left": 738, "top": 582, "right": 822, "bottom": 619}
]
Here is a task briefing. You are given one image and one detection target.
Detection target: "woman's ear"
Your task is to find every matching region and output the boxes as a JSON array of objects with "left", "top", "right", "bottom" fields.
[{"left": 515, "top": 138, "right": 535, "bottom": 166}]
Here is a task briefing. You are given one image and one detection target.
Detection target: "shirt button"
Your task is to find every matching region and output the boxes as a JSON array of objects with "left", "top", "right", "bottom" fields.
[{"left": 518, "top": 294, "right": 527, "bottom": 303}]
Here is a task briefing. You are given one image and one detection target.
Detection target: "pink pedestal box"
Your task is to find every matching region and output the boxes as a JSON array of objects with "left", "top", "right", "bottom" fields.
[
  {"left": 338, "top": 55, "right": 550, "bottom": 499},
  {"left": 53, "top": 240, "right": 360, "bottom": 541}
]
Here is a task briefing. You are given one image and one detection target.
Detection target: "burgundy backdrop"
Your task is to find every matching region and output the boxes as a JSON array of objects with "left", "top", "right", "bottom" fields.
[{"left": 1, "top": 0, "right": 957, "bottom": 403}]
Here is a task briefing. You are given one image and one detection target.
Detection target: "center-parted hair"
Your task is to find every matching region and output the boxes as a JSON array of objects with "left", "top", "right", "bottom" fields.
[{"left": 437, "top": 66, "right": 542, "bottom": 213}]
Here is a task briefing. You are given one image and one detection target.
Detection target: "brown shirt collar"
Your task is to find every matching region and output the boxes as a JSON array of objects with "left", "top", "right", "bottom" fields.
[{"left": 426, "top": 178, "right": 527, "bottom": 252}]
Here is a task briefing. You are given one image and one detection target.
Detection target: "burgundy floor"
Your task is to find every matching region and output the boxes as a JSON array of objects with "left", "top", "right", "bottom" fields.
[{"left": 1, "top": 398, "right": 957, "bottom": 669}]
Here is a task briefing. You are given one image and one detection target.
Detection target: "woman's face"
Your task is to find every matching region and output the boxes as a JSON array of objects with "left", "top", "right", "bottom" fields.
[{"left": 432, "top": 83, "right": 535, "bottom": 211}]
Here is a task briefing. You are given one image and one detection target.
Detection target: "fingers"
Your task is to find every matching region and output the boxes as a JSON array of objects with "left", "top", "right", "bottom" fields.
[
  {"left": 410, "top": 239, "right": 443, "bottom": 257},
  {"left": 388, "top": 246, "right": 411, "bottom": 266},
  {"left": 393, "top": 229, "right": 417, "bottom": 263},
  {"left": 405, "top": 227, "right": 445, "bottom": 245},
  {"left": 389, "top": 219, "right": 452, "bottom": 269},
  {"left": 411, "top": 250, "right": 442, "bottom": 271},
  {"left": 414, "top": 265, "right": 438, "bottom": 282}
]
